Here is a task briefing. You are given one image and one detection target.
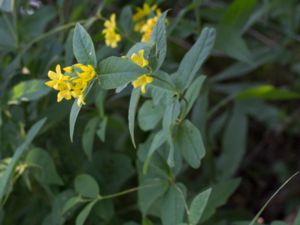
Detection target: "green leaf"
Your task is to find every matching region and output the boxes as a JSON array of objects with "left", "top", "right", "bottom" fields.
[
  {"left": 93, "top": 199, "right": 114, "bottom": 222},
  {"left": 98, "top": 56, "right": 147, "bottom": 89},
  {"left": 200, "top": 178, "right": 240, "bottom": 222},
  {"left": 19, "top": 6, "right": 56, "bottom": 41},
  {"left": 163, "top": 99, "right": 180, "bottom": 167},
  {"left": 69, "top": 80, "right": 95, "bottom": 142},
  {"left": 69, "top": 101, "right": 81, "bottom": 142},
  {"left": 210, "top": 49, "right": 280, "bottom": 83},
  {"left": 143, "top": 130, "right": 166, "bottom": 174},
  {"left": 242, "top": 100, "right": 280, "bottom": 128},
  {"left": 65, "top": 30, "right": 74, "bottom": 65},
  {"left": 217, "top": 103, "right": 248, "bottom": 178},
  {"left": 96, "top": 117, "right": 108, "bottom": 142},
  {"left": 175, "top": 120, "right": 206, "bottom": 169},
  {"left": 42, "top": 190, "right": 73, "bottom": 225},
  {"left": 82, "top": 117, "right": 99, "bottom": 160},
  {"left": 26, "top": 148, "right": 63, "bottom": 185},
  {"left": 0, "top": 0, "right": 14, "bottom": 12},
  {"left": 73, "top": 23, "right": 97, "bottom": 67},
  {"left": 151, "top": 11, "right": 168, "bottom": 71},
  {"left": 215, "top": 0, "right": 257, "bottom": 63},
  {"left": 237, "top": 85, "right": 300, "bottom": 100},
  {"left": 160, "top": 184, "right": 186, "bottom": 225},
  {"left": 8, "top": 79, "right": 50, "bottom": 104},
  {"left": 216, "top": 32, "right": 252, "bottom": 64},
  {"left": 150, "top": 70, "right": 176, "bottom": 92},
  {"left": 221, "top": 0, "right": 257, "bottom": 32},
  {"left": 127, "top": 42, "right": 154, "bottom": 58},
  {"left": 90, "top": 151, "right": 135, "bottom": 192},
  {"left": 138, "top": 100, "right": 163, "bottom": 131},
  {"left": 0, "top": 17, "right": 17, "bottom": 51},
  {"left": 183, "top": 75, "right": 206, "bottom": 117},
  {"left": 95, "top": 89, "right": 106, "bottom": 116},
  {"left": 75, "top": 200, "right": 98, "bottom": 225},
  {"left": 119, "top": 6, "right": 133, "bottom": 36},
  {"left": 128, "top": 88, "right": 141, "bottom": 148},
  {"left": 63, "top": 196, "right": 82, "bottom": 214},
  {"left": 175, "top": 27, "right": 216, "bottom": 90},
  {"left": 138, "top": 178, "right": 168, "bottom": 216},
  {"left": 189, "top": 188, "right": 212, "bottom": 225},
  {"left": 0, "top": 118, "right": 46, "bottom": 203},
  {"left": 74, "top": 174, "right": 99, "bottom": 198}
]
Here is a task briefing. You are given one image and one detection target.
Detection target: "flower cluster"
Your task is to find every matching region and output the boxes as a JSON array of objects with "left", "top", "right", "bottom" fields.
[
  {"left": 133, "top": 3, "right": 161, "bottom": 42},
  {"left": 130, "top": 49, "right": 153, "bottom": 93},
  {"left": 102, "top": 14, "right": 121, "bottom": 48},
  {"left": 101, "top": 4, "right": 163, "bottom": 48},
  {"left": 133, "top": 3, "right": 158, "bottom": 31},
  {"left": 45, "top": 64, "right": 95, "bottom": 106}
]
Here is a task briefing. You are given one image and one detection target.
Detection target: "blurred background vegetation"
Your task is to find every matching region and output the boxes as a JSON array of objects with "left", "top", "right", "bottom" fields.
[{"left": 0, "top": 0, "right": 300, "bottom": 225}]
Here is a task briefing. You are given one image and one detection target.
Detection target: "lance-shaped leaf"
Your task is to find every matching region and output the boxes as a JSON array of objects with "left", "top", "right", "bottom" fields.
[
  {"left": 143, "top": 130, "right": 166, "bottom": 174},
  {"left": 189, "top": 188, "right": 212, "bottom": 225},
  {"left": 76, "top": 200, "right": 98, "bottom": 225},
  {"left": 162, "top": 99, "right": 180, "bottom": 167},
  {"left": 151, "top": 11, "right": 168, "bottom": 71},
  {"left": 183, "top": 75, "right": 206, "bottom": 117},
  {"left": 217, "top": 103, "right": 248, "bottom": 178},
  {"left": 82, "top": 117, "right": 99, "bottom": 160},
  {"left": 0, "top": 118, "right": 47, "bottom": 203},
  {"left": 174, "top": 27, "right": 216, "bottom": 90},
  {"left": 73, "top": 23, "right": 97, "bottom": 67},
  {"left": 128, "top": 88, "right": 141, "bottom": 148},
  {"left": 69, "top": 81, "right": 95, "bottom": 142}
]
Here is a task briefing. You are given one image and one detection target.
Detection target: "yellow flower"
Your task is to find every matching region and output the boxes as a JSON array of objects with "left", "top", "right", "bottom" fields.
[
  {"left": 132, "top": 74, "right": 153, "bottom": 94},
  {"left": 45, "top": 64, "right": 96, "bottom": 106},
  {"left": 45, "top": 65, "right": 70, "bottom": 90},
  {"left": 133, "top": 3, "right": 162, "bottom": 41},
  {"left": 71, "top": 77, "right": 88, "bottom": 91},
  {"left": 133, "top": 3, "right": 158, "bottom": 31},
  {"left": 130, "top": 49, "right": 149, "bottom": 68},
  {"left": 74, "top": 64, "right": 96, "bottom": 80},
  {"left": 104, "top": 13, "right": 117, "bottom": 30},
  {"left": 140, "top": 13, "right": 160, "bottom": 42},
  {"left": 104, "top": 30, "right": 121, "bottom": 48},
  {"left": 134, "top": 21, "right": 145, "bottom": 33},
  {"left": 102, "top": 13, "right": 121, "bottom": 48},
  {"left": 57, "top": 82, "right": 72, "bottom": 102},
  {"left": 77, "top": 95, "right": 86, "bottom": 107},
  {"left": 63, "top": 66, "right": 73, "bottom": 74},
  {"left": 133, "top": 3, "right": 156, "bottom": 22}
]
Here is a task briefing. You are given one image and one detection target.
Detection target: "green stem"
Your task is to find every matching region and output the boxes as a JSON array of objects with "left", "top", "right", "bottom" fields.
[
  {"left": 19, "top": 21, "right": 84, "bottom": 57},
  {"left": 99, "top": 182, "right": 160, "bottom": 200}
]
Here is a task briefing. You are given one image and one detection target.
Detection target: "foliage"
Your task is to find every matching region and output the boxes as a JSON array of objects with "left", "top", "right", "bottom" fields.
[{"left": 0, "top": 0, "right": 300, "bottom": 225}]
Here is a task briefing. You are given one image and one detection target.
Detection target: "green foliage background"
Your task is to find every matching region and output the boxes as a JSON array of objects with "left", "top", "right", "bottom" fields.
[{"left": 0, "top": 0, "right": 300, "bottom": 225}]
